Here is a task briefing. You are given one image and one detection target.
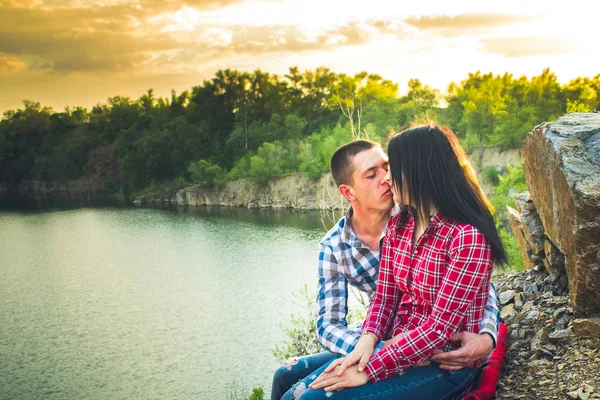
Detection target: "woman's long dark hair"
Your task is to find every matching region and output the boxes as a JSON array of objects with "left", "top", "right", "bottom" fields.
[{"left": 387, "top": 123, "right": 507, "bottom": 265}]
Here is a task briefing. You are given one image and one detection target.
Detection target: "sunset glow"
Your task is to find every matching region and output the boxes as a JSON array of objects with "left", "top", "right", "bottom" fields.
[{"left": 0, "top": 0, "right": 596, "bottom": 112}]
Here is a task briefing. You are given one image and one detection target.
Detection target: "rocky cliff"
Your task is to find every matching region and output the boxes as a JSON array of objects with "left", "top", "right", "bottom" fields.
[
  {"left": 508, "top": 112, "right": 600, "bottom": 323},
  {"left": 135, "top": 146, "right": 521, "bottom": 209},
  {"left": 136, "top": 173, "right": 347, "bottom": 210}
]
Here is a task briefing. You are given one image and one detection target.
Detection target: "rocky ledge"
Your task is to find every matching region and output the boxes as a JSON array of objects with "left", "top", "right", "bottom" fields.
[{"left": 493, "top": 267, "right": 600, "bottom": 399}]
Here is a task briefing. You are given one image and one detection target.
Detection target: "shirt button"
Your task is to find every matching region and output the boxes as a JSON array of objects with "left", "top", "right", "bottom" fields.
[{"left": 436, "top": 329, "right": 442, "bottom": 335}]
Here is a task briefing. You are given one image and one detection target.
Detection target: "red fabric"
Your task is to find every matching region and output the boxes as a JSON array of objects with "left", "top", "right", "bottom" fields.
[
  {"left": 362, "top": 209, "right": 495, "bottom": 382},
  {"left": 463, "top": 322, "right": 509, "bottom": 400}
]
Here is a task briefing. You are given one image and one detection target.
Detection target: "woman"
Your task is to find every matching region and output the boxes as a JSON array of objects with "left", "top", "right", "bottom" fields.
[{"left": 299, "top": 124, "right": 506, "bottom": 399}]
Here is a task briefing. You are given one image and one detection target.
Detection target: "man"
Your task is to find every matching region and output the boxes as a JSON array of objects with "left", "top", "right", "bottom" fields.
[{"left": 271, "top": 140, "right": 499, "bottom": 399}]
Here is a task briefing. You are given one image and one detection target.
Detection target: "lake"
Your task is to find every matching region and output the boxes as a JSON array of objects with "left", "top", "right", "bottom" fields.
[{"left": 0, "top": 205, "right": 346, "bottom": 400}]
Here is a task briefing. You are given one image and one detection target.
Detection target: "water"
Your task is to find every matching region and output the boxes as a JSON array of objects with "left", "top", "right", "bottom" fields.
[{"left": 0, "top": 206, "right": 342, "bottom": 400}]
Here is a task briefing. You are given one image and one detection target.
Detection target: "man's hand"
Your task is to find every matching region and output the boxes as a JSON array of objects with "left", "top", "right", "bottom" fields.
[
  {"left": 430, "top": 332, "right": 494, "bottom": 371},
  {"left": 309, "top": 364, "right": 369, "bottom": 392}
]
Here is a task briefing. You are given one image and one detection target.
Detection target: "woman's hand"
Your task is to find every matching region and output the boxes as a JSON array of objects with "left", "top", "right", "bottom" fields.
[
  {"left": 309, "top": 364, "right": 369, "bottom": 392},
  {"left": 324, "top": 332, "right": 377, "bottom": 376}
]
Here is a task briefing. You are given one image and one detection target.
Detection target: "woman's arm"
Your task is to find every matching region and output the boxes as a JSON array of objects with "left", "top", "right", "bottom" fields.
[
  {"left": 360, "top": 221, "right": 401, "bottom": 340},
  {"left": 365, "top": 225, "right": 493, "bottom": 382},
  {"left": 314, "top": 220, "right": 402, "bottom": 381}
]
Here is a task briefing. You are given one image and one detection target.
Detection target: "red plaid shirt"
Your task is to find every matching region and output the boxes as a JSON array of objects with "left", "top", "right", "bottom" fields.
[{"left": 362, "top": 208, "right": 494, "bottom": 382}]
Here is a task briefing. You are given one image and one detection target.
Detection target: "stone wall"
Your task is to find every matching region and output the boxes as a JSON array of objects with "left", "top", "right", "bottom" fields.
[{"left": 509, "top": 113, "right": 600, "bottom": 322}]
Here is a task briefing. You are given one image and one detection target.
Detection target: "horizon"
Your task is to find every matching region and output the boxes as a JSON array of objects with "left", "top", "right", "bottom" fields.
[{"left": 0, "top": 0, "right": 597, "bottom": 113}]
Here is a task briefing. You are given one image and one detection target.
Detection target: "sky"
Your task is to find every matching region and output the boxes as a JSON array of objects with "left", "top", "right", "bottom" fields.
[{"left": 0, "top": 0, "right": 597, "bottom": 113}]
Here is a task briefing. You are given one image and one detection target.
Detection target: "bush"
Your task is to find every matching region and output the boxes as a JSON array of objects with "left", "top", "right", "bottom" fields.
[
  {"left": 272, "top": 284, "right": 321, "bottom": 362},
  {"left": 188, "top": 159, "right": 226, "bottom": 189},
  {"left": 245, "top": 387, "right": 265, "bottom": 400},
  {"left": 491, "top": 164, "right": 528, "bottom": 270},
  {"left": 483, "top": 166, "right": 500, "bottom": 186}
]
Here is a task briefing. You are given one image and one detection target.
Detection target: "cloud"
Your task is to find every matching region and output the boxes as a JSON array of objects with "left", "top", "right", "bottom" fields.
[
  {"left": 0, "top": 0, "right": 383, "bottom": 76},
  {"left": 0, "top": 2, "right": 179, "bottom": 73},
  {"left": 480, "top": 37, "right": 577, "bottom": 57},
  {"left": 223, "top": 21, "right": 375, "bottom": 55},
  {"left": 405, "top": 13, "right": 533, "bottom": 36},
  {"left": 0, "top": 53, "right": 26, "bottom": 74},
  {"left": 0, "top": 0, "right": 243, "bottom": 12}
]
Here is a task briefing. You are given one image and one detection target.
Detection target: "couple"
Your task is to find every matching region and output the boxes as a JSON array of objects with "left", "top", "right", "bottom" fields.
[{"left": 271, "top": 123, "right": 505, "bottom": 399}]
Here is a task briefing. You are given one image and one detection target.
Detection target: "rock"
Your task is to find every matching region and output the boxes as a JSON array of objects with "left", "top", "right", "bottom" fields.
[
  {"left": 522, "top": 113, "right": 600, "bottom": 316},
  {"left": 501, "top": 303, "right": 517, "bottom": 324},
  {"left": 544, "top": 238, "right": 566, "bottom": 276},
  {"left": 514, "top": 292, "right": 524, "bottom": 309},
  {"left": 500, "top": 289, "right": 517, "bottom": 305},
  {"left": 578, "top": 388, "right": 592, "bottom": 400},
  {"left": 531, "top": 326, "right": 550, "bottom": 352},
  {"left": 493, "top": 269, "right": 599, "bottom": 399},
  {"left": 550, "top": 328, "right": 573, "bottom": 341},
  {"left": 178, "top": 173, "right": 346, "bottom": 210},
  {"left": 513, "top": 192, "right": 546, "bottom": 256},
  {"left": 526, "top": 310, "right": 541, "bottom": 320},
  {"left": 523, "top": 283, "right": 538, "bottom": 293},
  {"left": 507, "top": 206, "right": 538, "bottom": 270},
  {"left": 573, "top": 318, "right": 600, "bottom": 338}
]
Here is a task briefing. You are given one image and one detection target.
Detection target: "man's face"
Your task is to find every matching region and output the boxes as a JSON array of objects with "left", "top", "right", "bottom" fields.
[{"left": 345, "top": 147, "right": 394, "bottom": 212}]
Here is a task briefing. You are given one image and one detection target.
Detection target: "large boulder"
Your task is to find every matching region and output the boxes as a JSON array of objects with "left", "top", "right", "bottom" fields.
[{"left": 522, "top": 113, "right": 600, "bottom": 316}]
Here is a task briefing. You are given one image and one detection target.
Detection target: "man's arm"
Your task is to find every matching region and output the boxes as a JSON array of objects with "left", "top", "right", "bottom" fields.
[
  {"left": 479, "top": 282, "right": 499, "bottom": 347},
  {"left": 430, "top": 282, "right": 499, "bottom": 369},
  {"left": 315, "top": 243, "right": 361, "bottom": 356}
]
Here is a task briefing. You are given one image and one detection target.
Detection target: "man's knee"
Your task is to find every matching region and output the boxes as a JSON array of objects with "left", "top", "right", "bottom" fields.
[
  {"left": 274, "top": 357, "right": 301, "bottom": 379},
  {"left": 272, "top": 357, "right": 305, "bottom": 398}
]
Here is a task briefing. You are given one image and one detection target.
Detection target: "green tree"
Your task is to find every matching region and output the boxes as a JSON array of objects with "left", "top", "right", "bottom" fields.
[
  {"left": 188, "top": 159, "right": 225, "bottom": 189},
  {"left": 491, "top": 164, "right": 528, "bottom": 270}
]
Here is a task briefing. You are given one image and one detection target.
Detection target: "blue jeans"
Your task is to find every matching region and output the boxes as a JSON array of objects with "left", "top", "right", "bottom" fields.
[
  {"left": 271, "top": 352, "right": 341, "bottom": 400},
  {"left": 279, "top": 357, "right": 479, "bottom": 400}
]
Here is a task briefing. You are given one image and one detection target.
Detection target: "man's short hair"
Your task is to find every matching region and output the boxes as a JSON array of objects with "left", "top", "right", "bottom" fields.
[{"left": 330, "top": 139, "right": 381, "bottom": 187}]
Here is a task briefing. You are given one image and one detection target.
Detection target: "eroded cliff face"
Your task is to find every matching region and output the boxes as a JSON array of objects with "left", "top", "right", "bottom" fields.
[
  {"left": 137, "top": 173, "right": 348, "bottom": 210},
  {"left": 509, "top": 112, "right": 600, "bottom": 321},
  {"left": 135, "top": 146, "right": 521, "bottom": 209}
]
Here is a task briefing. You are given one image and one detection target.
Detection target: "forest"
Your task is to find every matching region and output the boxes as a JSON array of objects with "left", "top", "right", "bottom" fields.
[{"left": 1, "top": 67, "right": 598, "bottom": 192}]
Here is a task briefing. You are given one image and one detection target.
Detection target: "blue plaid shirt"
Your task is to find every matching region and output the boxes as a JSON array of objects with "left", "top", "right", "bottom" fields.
[{"left": 316, "top": 207, "right": 500, "bottom": 356}]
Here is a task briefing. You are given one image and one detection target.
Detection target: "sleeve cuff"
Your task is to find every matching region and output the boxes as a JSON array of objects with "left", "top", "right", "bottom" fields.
[
  {"left": 362, "top": 327, "right": 382, "bottom": 341},
  {"left": 480, "top": 329, "right": 497, "bottom": 349},
  {"left": 373, "top": 340, "right": 385, "bottom": 355}
]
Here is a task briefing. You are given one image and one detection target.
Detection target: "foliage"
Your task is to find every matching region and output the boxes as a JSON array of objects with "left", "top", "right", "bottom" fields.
[
  {"left": 491, "top": 164, "right": 528, "bottom": 270},
  {"left": 226, "top": 384, "right": 265, "bottom": 400},
  {"left": 245, "top": 387, "right": 265, "bottom": 400},
  {"left": 498, "top": 228, "right": 526, "bottom": 272},
  {"left": 188, "top": 159, "right": 225, "bottom": 189},
  {"left": 272, "top": 284, "right": 368, "bottom": 363},
  {"left": 1, "top": 67, "right": 598, "bottom": 195},
  {"left": 483, "top": 166, "right": 500, "bottom": 186},
  {"left": 272, "top": 284, "right": 322, "bottom": 362}
]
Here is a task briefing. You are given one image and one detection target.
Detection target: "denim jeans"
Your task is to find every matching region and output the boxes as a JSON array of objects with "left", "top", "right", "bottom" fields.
[
  {"left": 271, "top": 352, "right": 342, "bottom": 400},
  {"left": 279, "top": 357, "right": 479, "bottom": 400}
]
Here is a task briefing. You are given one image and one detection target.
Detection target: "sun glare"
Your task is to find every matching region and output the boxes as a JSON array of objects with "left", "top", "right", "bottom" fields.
[{"left": 153, "top": 5, "right": 202, "bottom": 33}]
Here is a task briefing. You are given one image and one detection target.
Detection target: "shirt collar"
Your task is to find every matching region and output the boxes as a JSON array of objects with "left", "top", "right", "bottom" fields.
[{"left": 343, "top": 204, "right": 400, "bottom": 246}]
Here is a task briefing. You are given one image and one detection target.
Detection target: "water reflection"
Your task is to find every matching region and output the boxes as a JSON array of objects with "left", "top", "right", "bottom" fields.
[{"left": 0, "top": 204, "right": 349, "bottom": 399}]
